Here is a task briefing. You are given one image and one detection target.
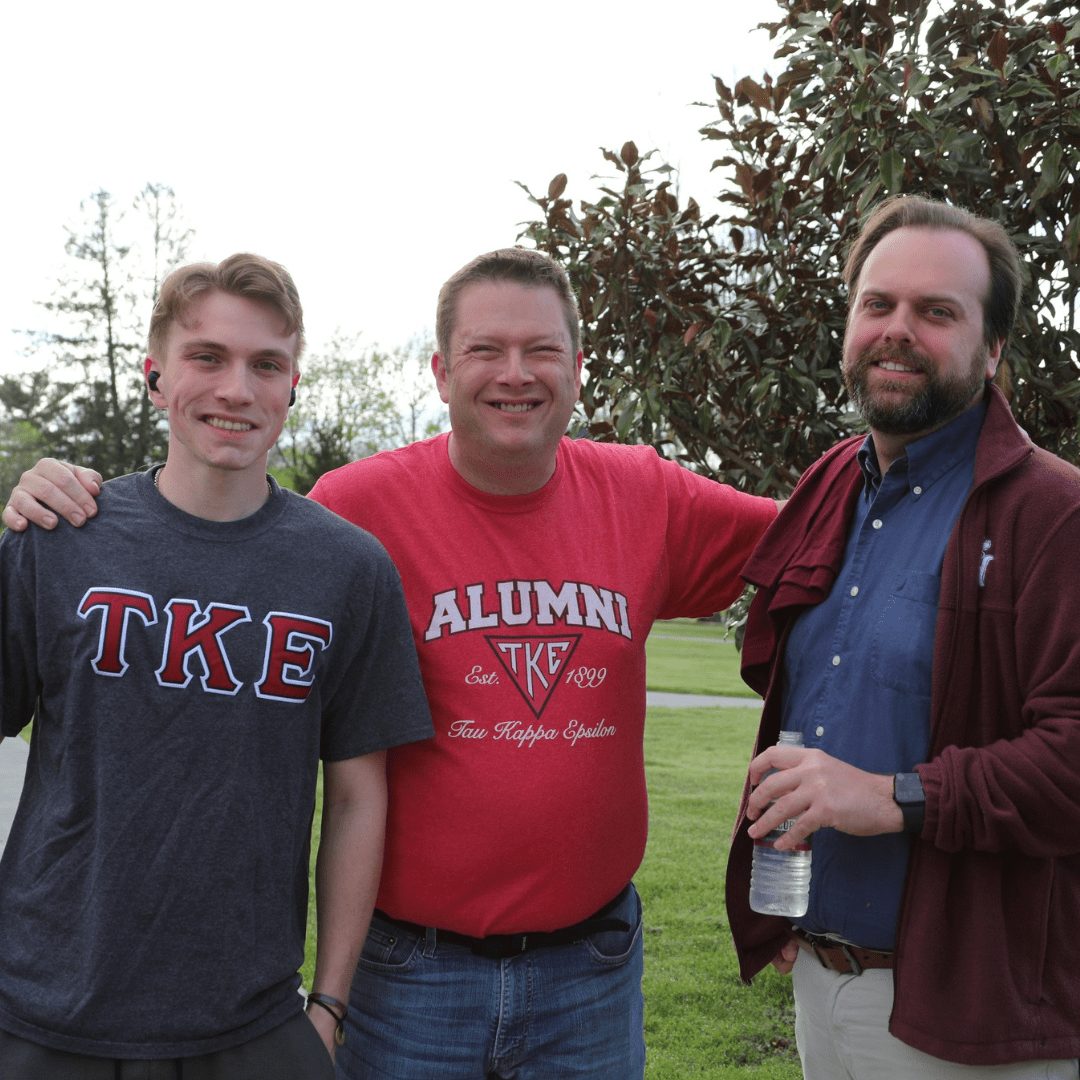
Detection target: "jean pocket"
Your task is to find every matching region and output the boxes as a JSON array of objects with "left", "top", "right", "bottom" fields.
[
  {"left": 583, "top": 886, "right": 643, "bottom": 966},
  {"left": 869, "top": 572, "right": 940, "bottom": 698},
  {"left": 358, "top": 913, "right": 422, "bottom": 971}
]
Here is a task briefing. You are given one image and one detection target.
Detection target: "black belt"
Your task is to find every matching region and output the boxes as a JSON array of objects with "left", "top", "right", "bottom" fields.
[
  {"left": 376, "top": 886, "right": 632, "bottom": 960},
  {"left": 793, "top": 927, "right": 894, "bottom": 976}
]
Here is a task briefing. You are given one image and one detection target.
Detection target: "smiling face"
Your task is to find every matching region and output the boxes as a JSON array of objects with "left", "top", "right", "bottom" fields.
[
  {"left": 842, "top": 226, "right": 1002, "bottom": 463},
  {"left": 433, "top": 280, "right": 582, "bottom": 494},
  {"left": 148, "top": 290, "right": 298, "bottom": 483}
]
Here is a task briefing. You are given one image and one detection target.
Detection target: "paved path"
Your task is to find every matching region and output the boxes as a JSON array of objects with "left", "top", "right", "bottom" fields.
[
  {"left": 0, "top": 736, "right": 29, "bottom": 856},
  {"left": 647, "top": 691, "right": 760, "bottom": 710}
]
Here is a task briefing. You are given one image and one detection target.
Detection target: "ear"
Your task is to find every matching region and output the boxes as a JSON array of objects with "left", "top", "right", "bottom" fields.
[
  {"left": 432, "top": 352, "right": 451, "bottom": 405},
  {"left": 984, "top": 337, "right": 1004, "bottom": 381},
  {"left": 574, "top": 350, "right": 583, "bottom": 395},
  {"left": 144, "top": 357, "right": 166, "bottom": 407}
]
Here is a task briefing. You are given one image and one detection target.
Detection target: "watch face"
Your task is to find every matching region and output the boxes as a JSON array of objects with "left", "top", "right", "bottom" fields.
[
  {"left": 894, "top": 772, "right": 925, "bottom": 805},
  {"left": 894, "top": 772, "right": 925, "bottom": 833}
]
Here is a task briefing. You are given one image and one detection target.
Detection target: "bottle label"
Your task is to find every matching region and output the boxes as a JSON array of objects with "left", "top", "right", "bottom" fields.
[{"left": 753, "top": 818, "right": 811, "bottom": 852}]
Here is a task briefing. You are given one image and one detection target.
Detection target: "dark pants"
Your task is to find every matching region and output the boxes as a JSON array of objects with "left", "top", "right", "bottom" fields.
[{"left": 0, "top": 1011, "right": 334, "bottom": 1080}]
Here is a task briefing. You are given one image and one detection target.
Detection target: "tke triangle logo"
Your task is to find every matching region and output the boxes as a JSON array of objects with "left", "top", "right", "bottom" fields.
[{"left": 486, "top": 634, "right": 582, "bottom": 719}]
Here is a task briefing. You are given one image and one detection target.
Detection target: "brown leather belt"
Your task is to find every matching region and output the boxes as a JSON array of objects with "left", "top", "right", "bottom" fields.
[{"left": 793, "top": 927, "right": 894, "bottom": 976}]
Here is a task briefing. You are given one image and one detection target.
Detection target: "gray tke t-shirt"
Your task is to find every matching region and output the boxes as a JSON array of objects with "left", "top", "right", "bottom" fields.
[{"left": 0, "top": 470, "right": 432, "bottom": 1059}]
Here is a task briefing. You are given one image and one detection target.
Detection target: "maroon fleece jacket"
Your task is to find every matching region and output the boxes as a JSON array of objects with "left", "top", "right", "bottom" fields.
[{"left": 726, "top": 387, "right": 1080, "bottom": 1065}]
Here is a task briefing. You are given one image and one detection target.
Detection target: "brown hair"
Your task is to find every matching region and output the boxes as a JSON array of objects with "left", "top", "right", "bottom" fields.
[
  {"left": 844, "top": 195, "right": 1021, "bottom": 346},
  {"left": 147, "top": 253, "right": 305, "bottom": 364},
  {"left": 435, "top": 248, "right": 581, "bottom": 358}
]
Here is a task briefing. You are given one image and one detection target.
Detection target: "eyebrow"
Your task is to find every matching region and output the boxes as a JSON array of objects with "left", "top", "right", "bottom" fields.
[
  {"left": 860, "top": 288, "right": 968, "bottom": 308},
  {"left": 180, "top": 338, "right": 294, "bottom": 361},
  {"left": 460, "top": 332, "right": 569, "bottom": 348}
]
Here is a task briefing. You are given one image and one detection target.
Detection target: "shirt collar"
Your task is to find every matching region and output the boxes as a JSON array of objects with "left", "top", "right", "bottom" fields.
[{"left": 856, "top": 398, "right": 988, "bottom": 497}]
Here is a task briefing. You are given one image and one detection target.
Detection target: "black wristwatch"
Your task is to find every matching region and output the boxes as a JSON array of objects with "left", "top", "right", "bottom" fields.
[{"left": 893, "top": 772, "right": 925, "bottom": 834}]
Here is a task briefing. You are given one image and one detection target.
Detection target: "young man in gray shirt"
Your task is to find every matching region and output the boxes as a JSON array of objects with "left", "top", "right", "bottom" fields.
[{"left": 0, "top": 255, "right": 432, "bottom": 1079}]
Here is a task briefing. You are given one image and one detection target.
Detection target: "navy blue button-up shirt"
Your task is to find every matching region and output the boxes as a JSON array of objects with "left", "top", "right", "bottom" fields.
[{"left": 780, "top": 401, "right": 986, "bottom": 949}]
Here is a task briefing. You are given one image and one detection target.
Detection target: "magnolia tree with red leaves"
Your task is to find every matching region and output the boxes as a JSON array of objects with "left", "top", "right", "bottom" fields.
[{"left": 520, "top": 0, "right": 1079, "bottom": 497}]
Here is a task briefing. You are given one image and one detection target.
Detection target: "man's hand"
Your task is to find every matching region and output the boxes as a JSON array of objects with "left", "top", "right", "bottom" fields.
[
  {"left": 746, "top": 744, "right": 903, "bottom": 849},
  {"left": 2, "top": 459, "right": 102, "bottom": 532},
  {"left": 771, "top": 936, "right": 799, "bottom": 975}
]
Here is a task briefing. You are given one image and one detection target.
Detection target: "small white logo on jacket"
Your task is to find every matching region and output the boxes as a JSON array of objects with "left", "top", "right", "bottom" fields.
[{"left": 978, "top": 539, "right": 994, "bottom": 588}]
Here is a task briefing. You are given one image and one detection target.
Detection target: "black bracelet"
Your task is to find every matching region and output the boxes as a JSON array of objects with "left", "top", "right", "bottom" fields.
[{"left": 306, "top": 991, "right": 347, "bottom": 1046}]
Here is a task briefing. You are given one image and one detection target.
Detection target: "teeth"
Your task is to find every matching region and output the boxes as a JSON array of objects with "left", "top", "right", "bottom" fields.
[
  {"left": 879, "top": 361, "right": 915, "bottom": 372},
  {"left": 206, "top": 417, "right": 254, "bottom": 432},
  {"left": 495, "top": 402, "right": 535, "bottom": 412}
]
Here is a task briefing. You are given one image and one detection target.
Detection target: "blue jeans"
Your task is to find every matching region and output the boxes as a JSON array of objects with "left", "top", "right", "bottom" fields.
[{"left": 336, "top": 884, "right": 645, "bottom": 1079}]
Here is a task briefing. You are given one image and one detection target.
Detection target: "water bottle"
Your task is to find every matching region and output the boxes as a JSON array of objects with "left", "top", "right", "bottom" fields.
[{"left": 749, "top": 730, "right": 812, "bottom": 917}]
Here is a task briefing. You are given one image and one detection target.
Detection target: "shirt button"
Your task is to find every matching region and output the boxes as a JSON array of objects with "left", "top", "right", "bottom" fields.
[
  {"left": 832, "top": 655, "right": 841, "bottom": 666},
  {"left": 872, "top": 519, "right": 883, "bottom": 529},
  {"left": 815, "top": 725, "right": 825, "bottom": 737},
  {"left": 850, "top": 586, "right": 859, "bottom": 597},
  {"left": 913, "top": 486, "right": 923, "bottom": 496}
]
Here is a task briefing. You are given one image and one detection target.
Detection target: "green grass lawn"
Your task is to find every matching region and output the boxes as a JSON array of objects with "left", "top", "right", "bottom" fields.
[
  {"left": 646, "top": 619, "right": 755, "bottom": 698},
  {"left": 637, "top": 706, "right": 798, "bottom": 1078},
  {"left": 302, "top": 623, "right": 799, "bottom": 1078}
]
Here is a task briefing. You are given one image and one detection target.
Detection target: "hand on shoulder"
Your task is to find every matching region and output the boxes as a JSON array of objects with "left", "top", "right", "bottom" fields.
[{"left": 2, "top": 459, "right": 102, "bottom": 531}]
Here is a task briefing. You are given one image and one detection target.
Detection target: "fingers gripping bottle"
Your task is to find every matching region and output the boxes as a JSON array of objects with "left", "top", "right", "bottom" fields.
[{"left": 749, "top": 730, "right": 812, "bottom": 917}]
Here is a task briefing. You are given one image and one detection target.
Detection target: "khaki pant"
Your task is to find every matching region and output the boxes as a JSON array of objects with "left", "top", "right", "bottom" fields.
[{"left": 793, "top": 950, "right": 1078, "bottom": 1080}]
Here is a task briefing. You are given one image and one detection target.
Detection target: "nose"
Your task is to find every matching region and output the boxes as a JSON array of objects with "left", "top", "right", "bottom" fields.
[
  {"left": 496, "top": 348, "right": 534, "bottom": 386},
  {"left": 216, "top": 361, "right": 256, "bottom": 403},
  {"left": 881, "top": 304, "right": 916, "bottom": 345}
]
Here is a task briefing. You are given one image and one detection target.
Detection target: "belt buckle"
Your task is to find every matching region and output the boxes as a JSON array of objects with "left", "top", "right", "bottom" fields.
[
  {"left": 839, "top": 943, "right": 864, "bottom": 976},
  {"left": 803, "top": 930, "right": 864, "bottom": 977},
  {"left": 808, "top": 939, "right": 832, "bottom": 970},
  {"left": 800, "top": 931, "right": 836, "bottom": 973},
  {"left": 472, "top": 932, "right": 528, "bottom": 959}
]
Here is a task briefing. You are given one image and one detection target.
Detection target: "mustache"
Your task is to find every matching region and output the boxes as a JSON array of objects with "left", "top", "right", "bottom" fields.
[{"left": 849, "top": 341, "right": 931, "bottom": 377}]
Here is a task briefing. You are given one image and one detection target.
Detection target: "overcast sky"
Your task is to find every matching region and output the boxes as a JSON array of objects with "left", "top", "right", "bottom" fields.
[{"left": 0, "top": 1, "right": 779, "bottom": 379}]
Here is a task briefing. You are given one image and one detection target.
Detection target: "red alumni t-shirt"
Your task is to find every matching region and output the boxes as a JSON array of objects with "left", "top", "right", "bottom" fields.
[{"left": 311, "top": 434, "right": 775, "bottom": 936}]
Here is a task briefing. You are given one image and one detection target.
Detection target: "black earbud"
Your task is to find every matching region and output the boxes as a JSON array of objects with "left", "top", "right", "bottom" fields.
[
  {"left": 289, "top": 387, "right": 296, "bottom": 408},
  {"left": 147, "top": 371, "right": 161, "bottom": 392}
]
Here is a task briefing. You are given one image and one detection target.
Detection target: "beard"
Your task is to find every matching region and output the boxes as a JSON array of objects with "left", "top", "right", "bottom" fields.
[{"left": 842, "top": 341, "right": 987, "bottom": 435}]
